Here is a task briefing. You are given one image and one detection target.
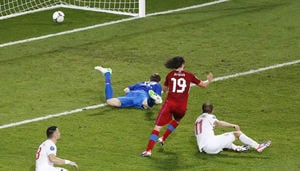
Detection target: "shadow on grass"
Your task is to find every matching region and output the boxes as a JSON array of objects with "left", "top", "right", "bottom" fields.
[
  {"left": 149, "top": 149, "right": 200, "bottom": 170},
  {"left": 86, "top": 106, "right": 156, "bottom": 118},
  {"left": 194, "top": 150, "right": 270, "bottom": 160},
  {"left": 87, "top": 111, "right": 104, "bottom": 116},
  {"left": 144, "top": 110, "right": 156, "bottom": 121},
  {"left": 86, "top": 106, "right": 134, "bottom": 117},
  {"left": 149, "top": 151, "right": 181, "bottom": 170}
]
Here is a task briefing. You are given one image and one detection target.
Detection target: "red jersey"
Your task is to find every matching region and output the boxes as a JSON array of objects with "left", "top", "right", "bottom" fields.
[{"left": 164, "top": 70, "right": 201, "bottom": 105}]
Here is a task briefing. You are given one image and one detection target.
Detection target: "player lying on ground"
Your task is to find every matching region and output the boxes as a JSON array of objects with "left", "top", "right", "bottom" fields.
[
  {"left": 36, "top": 126, "right": 78, "bottom": 171},
  {"left": 95, "top": 66, "right": 163, "bottom": 109},
  {"left": 141, "top": 56, "right": 213, "bottom": 157},
  {"left": 195, "top": 103, "right": 271, "bottom": 154}
]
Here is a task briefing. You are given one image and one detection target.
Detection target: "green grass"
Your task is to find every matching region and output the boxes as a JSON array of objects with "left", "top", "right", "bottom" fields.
[
  {"left": 0, "top": 0, "right": 299, "bottom": 170},
  {"left": 0, "top": 0, "right": 211, "bottom": 44}
]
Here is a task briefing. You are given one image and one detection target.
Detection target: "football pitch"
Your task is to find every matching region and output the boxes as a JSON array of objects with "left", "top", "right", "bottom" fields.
[{"left": 0, "top": 0, "right": 299, "bottom": 170}]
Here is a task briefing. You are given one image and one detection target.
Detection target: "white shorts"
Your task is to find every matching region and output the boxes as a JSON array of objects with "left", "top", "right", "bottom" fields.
[
  {"left": 201, "top": 132, "right": 235, "bottom": 154},
  {"left": 36, "top": 166, "right": 68, "bottom": 171}
]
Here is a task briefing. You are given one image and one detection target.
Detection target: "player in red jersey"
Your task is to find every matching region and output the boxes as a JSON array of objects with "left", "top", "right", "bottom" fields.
[{"left": 141, "top": 56, "right": 213, "bottom": 157}]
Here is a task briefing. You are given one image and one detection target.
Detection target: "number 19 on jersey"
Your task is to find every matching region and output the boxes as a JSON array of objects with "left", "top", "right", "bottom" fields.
[{"left": 171, "top": 78, "right": 187, "bottom": 93}]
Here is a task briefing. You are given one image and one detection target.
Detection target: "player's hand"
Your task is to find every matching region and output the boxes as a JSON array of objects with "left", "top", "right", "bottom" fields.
[
  {"left": 124, "top": 87, "right": 130, "bottom": 93},
  {"left": 233, "top": 125, "right": 240, "bottom": 131},
  {"left": 154, "top": 95, "right": 162, "bottom": 104},
  {"left": 69, "top": 161, "right": 79, "bottom": 168},
  {"left": 207, "top": 72, "right": 213, "bottom": 82}
]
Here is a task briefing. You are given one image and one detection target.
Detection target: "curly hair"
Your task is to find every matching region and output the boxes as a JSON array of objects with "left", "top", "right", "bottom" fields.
[{"left": 164, "top": 56, "right": 185, "bottom": 69}]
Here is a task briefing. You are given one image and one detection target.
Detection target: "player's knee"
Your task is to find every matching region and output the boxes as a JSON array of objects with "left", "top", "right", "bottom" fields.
[
  {"left": 154, "top": 125, "right": 162, "bottom": 131},
  {"left": 234, "top": 131, "right": 242, "bottom": 139},
  {"left": 106, "top": 99, "right": 121, "bottom": 107},
  {"left": 106, "top": 99, "right": 114, "bottom": 106}
]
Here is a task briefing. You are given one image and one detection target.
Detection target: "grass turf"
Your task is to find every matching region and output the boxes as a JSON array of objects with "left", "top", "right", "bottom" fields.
[{"left": 0, "top": 0, "right": 299, "bottom": 170}]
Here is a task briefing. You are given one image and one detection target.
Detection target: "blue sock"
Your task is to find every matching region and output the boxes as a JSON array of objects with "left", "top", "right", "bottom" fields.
[
  {"left": 104, "top": 72, "right": 113, "bottom": 99},
  {"left": 105, "top": 72, "right": 111, "bottom": 83}
]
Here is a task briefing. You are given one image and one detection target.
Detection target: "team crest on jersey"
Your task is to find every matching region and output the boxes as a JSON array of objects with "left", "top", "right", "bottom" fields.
[{"left": 50, "top": 146, "right": 55, "bottom": 151}]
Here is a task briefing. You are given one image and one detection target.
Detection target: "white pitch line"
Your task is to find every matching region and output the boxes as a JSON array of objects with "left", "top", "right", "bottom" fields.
[
  {"left": 212, "top": 59, "right": 300, "bottom": 82},
  {"left": 147, "top": 0, "right": 229, "bottom": 17},
  {"left": 0, "top": 59, "right": 299, "bottom": 129},
  {"left": 0, "top": 104, "right": 107, "bottom": 129},
  {"left": 0, "top": 0, "right": 229, "bottom": 48}
]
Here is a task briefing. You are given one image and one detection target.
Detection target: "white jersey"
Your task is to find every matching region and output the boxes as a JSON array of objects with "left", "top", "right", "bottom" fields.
[
  {"left": 194, "top": 113, "right": 218, "bottom": 152},
  {"left": 36, "top": 139, "right": 57, "bottom": 171}
]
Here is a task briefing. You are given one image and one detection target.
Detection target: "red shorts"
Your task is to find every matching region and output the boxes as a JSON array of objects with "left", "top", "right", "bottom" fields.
[{"left": 155, "top": 100, "right": 187, "bottom": 126}]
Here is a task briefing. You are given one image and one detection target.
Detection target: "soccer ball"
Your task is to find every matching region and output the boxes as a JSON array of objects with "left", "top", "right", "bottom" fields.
[{"left": 52, "top": 11, "right": 65, "bottom": 23}]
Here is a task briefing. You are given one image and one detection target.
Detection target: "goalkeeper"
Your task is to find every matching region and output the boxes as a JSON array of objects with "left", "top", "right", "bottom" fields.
[{"left": 95, "top": 66, "right": 162, "bottom": 109}]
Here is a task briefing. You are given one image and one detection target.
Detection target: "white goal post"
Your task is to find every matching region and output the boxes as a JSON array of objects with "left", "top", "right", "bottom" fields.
[{"left": 0, "top": 0, "right": 145, "bottom": 20}]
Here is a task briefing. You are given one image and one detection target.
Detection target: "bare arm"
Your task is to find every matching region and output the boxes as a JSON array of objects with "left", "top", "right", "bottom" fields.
[
  {"left": 48, "top": 154, "right": 78, "bottom": 168},
  {"left": 198, "top": 73, "right": 213, "bottom": 88},
  {"left": 162, "top": 85, "right": 168, "bottom": 93},
  {"left": 214, "top": 120, "right": 240, "bottom": 131}
]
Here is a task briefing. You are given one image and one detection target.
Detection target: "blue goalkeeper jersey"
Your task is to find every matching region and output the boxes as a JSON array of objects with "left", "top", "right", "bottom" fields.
[
  {"left": 128, "top": 81, "right": 162, "bottom": 107},
  {"left": 128, "top": 81, "right": 162, "bottom": 96}
]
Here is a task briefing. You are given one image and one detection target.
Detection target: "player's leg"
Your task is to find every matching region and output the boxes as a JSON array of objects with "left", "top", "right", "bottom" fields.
[
  {"left": 217, "top": 132, "right": 250, "bottom": 152},
  {"left": 202, "top": 136, "right": 224, "bottom": 154},
  {"left": 159, "top": 104, "right": 185, "bottom": 145},
  {"left": 141, "top": 125, "right": 162, "bottom": 157},
  {"left": 131, "top": 90, "right": 149, "bottom": 109},
  {"left": 106, "top": 98, "right": 122, "bottom": 107},
  {"left": 235, "top": 131, "right": 271, "bottom": 152},
  {"left": 94, "top": 66, "right": 115, "bottom": 102},
  {"left": 158, "top": 119, "right": 179, "bottom": 146},
  {"left": 202, "top": 133, "right": 243, "bottom": 154},
  {"left": 234, "top": 131, "right": 259, "bottom": 148},
  {"left": 116, "top": 91, "right": 147, "bottom": 109},
  {"left": 141, "top": 102, "right": 172, "bottom": 157}
]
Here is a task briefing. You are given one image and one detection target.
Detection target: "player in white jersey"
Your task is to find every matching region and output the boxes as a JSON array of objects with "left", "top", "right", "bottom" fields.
[
  {"left": 195, "top": 103, "right": 271, "bottom": 154},
  {"left": 36, "top": 126, "right": 78, "bottom": 171}
]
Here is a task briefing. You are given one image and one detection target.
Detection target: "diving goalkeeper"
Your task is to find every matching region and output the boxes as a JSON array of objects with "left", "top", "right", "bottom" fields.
[{"left": 95, "top": 66, "right": 162, "bottom": 109}]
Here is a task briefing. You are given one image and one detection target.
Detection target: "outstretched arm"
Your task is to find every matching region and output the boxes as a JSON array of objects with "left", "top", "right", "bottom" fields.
[
  {"left": 48, "top": 154, "right": 78, "bottom": 168},
  {"left": 214, "top": 120, "right": 240, "bottom": 131},
  {"left": 198, "top": 73, "right": 213, "bottom": 88}
]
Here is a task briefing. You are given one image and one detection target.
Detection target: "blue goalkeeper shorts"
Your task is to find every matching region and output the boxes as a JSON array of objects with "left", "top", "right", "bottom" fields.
[{"left": 117, "top": 90, "right": 148, "bottom": 109}]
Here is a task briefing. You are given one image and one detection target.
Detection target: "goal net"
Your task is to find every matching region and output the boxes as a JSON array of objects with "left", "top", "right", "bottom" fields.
[{"left": 0, "top": 0, "right": 145, "bottom": 20}]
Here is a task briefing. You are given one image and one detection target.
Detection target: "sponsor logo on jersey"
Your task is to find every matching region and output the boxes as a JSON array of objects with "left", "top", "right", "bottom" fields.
[{"left": 50, "top": 146, "right": 55, "bottom": 151}]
